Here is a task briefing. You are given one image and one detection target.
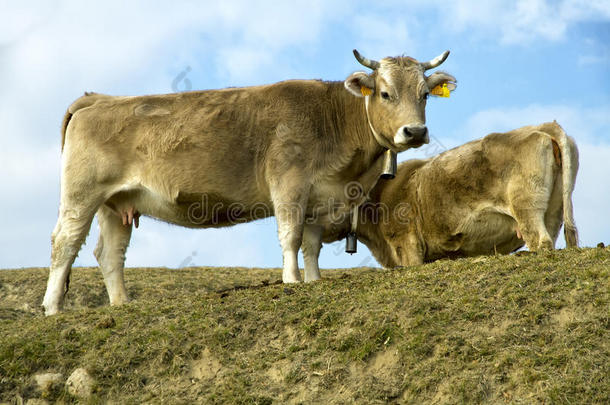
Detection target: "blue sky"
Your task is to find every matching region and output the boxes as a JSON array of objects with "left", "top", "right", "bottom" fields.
[{"left": 1, "top": 0, "right": 609, "bottom": 269}]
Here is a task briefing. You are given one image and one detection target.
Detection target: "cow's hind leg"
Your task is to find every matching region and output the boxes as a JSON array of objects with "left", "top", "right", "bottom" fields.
[
  {"left": 94, "top": 205, "right": 132, "bottom": 306},
  {"left": 509, "top": 138, "right": 557, "bottom": 252},
  {"left": 302, "top": 224, "right": 323, "bottom": 282},
  {"left": 544, "top": 169, "right": 564, "bottom": 246},
  {"left": 513, "top": 208, "right": 553, "bottom": 251},
  {"left": 43, "top": 200, "right": 100, "bottom": 315}
]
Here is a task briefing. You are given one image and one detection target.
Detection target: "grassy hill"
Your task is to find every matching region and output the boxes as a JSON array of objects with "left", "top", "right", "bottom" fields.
[{"left": 1, "top": 247, "right": 608, "bottom": 404}]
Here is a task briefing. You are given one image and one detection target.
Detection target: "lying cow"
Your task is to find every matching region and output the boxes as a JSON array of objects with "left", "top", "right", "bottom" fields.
[
  {"left": 43, "top": 49, "right": 457, "bottom": 314},
  {"left": 321, "top": 121, "right": 579, "bottom": 267}
]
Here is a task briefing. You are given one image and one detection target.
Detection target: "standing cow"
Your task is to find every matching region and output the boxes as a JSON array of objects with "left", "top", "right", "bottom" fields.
[
  {"left": 43, "top": 50, "right": 457, "bottom": 314},
  {"left": 322, "top": 122, "right": 579, "bottom": 266}
]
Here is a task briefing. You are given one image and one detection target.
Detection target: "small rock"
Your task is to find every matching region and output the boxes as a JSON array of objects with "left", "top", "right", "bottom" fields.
[
  {"left": 65, "top": 368, "right": 95, "bottom": 398},
  {"left": 32, "top": 372, "right": 63, "bottom": 395},
  {"left": 597, "top": 242, "right": 605, "bottom": 248},
  {"left": 283, "top": 287, "right": 295, "bottom": 295}
]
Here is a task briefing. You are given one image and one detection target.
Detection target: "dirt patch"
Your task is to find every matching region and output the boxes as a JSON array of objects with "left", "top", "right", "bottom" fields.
[
  {"left": 552, "top": 307, "right": 576, "bottom": 328},
  {"left": 476, "top": 318, "right": 513, "bottom": 339},
  {"left": 429, "top": 378, "right": 453, "bottom": 404},
  {"left": 268, "top": 325, "right": 299, "bottom": 351},
  {"left": 367, "top": 348, "right": 400, "bottom": 378},
  {"left": 346, "top": 347, "right": 404, "bottom": 402},
  {"left": 266, "top": 358, "right": 291, "bottom": 384},
  {"left": 190, "top": 348, "right": 222, "bottom": 381}
]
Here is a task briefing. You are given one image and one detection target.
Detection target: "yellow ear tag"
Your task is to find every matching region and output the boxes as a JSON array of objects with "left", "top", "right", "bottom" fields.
[
  {"left": 360, "top": 86, "right": 372, "bottom": 96},
  {"left": 431, "top": 83, "right": 450, "bottom": 98}
]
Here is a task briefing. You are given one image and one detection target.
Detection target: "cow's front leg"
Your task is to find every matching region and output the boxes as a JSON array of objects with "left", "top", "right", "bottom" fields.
[
  {"left": 276, "top": 205, "right": 304, "bottom": 283},
  {"left": 272, "top": 182, "right": 310, "bottom": 283},
  {"left": 302, "top": 224, "right": 323, "bottom": 282}
]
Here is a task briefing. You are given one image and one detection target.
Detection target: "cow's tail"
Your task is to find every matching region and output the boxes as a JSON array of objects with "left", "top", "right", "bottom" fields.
[
  {"left": 551, "top": 121, "right": 579, "bottom": 247},
  {"left": 60, "top": 92, "right": 103, "bottom": 152},
  {"left": 60, "top": 110, "right": 72, "bottom": 151}
]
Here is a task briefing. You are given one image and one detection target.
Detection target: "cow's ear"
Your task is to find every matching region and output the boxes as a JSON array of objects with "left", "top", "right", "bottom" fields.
[
  {"left": 344, "top": 71, "right": 375, "bottom": 97},
  {"left": 426, "top": 72, "right": 457, "bottom": 95}
]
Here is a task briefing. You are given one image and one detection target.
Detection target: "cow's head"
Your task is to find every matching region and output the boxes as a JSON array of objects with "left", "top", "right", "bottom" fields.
[{"left": 344, "top": 50, "right": 456, "bottom": 152}]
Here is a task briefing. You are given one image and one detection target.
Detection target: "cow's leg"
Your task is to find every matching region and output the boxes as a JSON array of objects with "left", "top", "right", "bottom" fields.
[
  {"left": 509, "top": 150, "right": 555, "bottom": 251},
  {"left": 94, "top": 205, "right": 131, "bottom": 306},
  {"left": 513, "top": 209, "right": 553, "bottom": 251},
  {"left": 544, "top": 173, "right": 564, "bottom": 246},
  {"left": 43, "top": 201, "right": 100, "bottom": 315},
  {"left": 275, "top": 206, "right": 304, "bottom": 283},
  {"left": 302, "top": 224, "right": 323, "bottom": 282},
  {"left": 271, "top": 180, "right": 310, "bottom": 283}
]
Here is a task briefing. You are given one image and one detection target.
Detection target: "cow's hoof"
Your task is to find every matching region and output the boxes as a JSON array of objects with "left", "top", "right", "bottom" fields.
[
  {"left": 43, "top": 305, "right": 60, "bottom": 316},
  {"left": 109, "top": 296, "right": 130, "bottom": 306}
]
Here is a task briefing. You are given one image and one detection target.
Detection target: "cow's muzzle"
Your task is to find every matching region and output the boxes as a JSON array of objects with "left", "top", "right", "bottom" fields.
[{"left": 394, "top": 125, "right": 429, "bottom": 148}]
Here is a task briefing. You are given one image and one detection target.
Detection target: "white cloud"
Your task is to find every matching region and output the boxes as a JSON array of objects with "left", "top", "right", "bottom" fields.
[
  {"left": 462, "top": 104, "right": 610, "bottom": 144},
  {"left": 432, "top": 0, "right": 610, "bottom": 44},
  {"left": 559, "top": 0, "right": 610, "bottom": 21},
  {"left": 353, "top": 14, "right": 417, "bottom": 60},
  {"left": 0, "top": 2, "right": 56, "bottom": 46},
  {"left": 578, "top": 50, "right": 610, "bottom": 67}
]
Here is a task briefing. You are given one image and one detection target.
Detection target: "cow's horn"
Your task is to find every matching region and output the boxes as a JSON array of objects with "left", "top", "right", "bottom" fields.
[
  {"left": 421, "top": 50, "right": 450, "bottom": 70},
  {"left": 353, "top": 49, "right": 380, "bottom": 70}
]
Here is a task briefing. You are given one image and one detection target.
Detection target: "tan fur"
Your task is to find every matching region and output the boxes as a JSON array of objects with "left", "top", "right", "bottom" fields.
[
  {"left": 323, "top": 122, "right": 579, "bottom": 267},
  {"left": 43, "top": 52, "right": 456, "bottom": 315}
]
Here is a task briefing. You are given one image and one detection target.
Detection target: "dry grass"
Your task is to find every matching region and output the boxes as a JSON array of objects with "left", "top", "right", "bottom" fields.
[{"left": 0, "top": 247, "right": 608, "bottom": 404}]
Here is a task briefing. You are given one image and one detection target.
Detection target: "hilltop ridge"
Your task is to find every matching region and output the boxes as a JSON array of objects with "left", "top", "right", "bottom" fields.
[{"left": 1, "top": 247, "right": 608, "bottom": 403}]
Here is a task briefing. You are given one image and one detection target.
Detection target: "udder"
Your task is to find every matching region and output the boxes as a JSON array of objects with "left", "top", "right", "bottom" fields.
[
  {"left": 120, "top": 206, "right": 141, "bottom": 228},
  {"left": 104, "top": 200, "right": 141, "bottom": 228}
]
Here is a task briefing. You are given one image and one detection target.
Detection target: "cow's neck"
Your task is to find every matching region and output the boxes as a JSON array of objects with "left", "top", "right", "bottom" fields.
[
  {"left": 357, "top": 226, "right": 397, "bottom": 268},
  {"left": 325, "top": 81, "right": 387, "bottom": 179}
]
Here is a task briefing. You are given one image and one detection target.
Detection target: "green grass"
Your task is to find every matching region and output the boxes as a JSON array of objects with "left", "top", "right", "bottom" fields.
[{"left": 0, "top": 248, "right": 608, "bottom": 404}]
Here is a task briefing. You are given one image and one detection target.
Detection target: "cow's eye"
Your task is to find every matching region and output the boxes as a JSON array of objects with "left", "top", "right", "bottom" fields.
[
  {"left": 380, "top": 91, "right": 390, "bottom": 100},
  {"left": 423, "top": 92, "right": 429, "bottom": 100}
]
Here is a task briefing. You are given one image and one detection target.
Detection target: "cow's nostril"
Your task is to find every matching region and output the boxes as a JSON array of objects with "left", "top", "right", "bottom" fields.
[{"left": 403, "top": 126, "right": 428, "bottom": 139}]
